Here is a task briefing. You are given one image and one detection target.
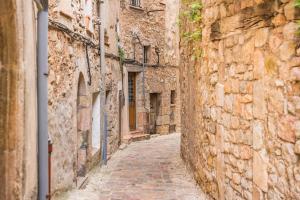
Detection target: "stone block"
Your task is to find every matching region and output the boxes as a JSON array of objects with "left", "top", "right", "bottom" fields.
[
  {"left": 253, "top": 151, "right": 268, "bottom": 192},
  {"left": 235, "top": 64, "right": 247, "bottom": 74},
  {"left": 231, "top": 116, "right": 239, "bottom": 129},
  {"left": 279, "top": 41, "right": 296, "bottom": 61},
  {"left": 284, "top": 1, "right": 300, "bottom": 21},
  {"left": 253, "top": 186, "right": 263, "bottom": 200},
  {"left": 240, "top": 94, "right": 252, "bottom": 103},
  {"left": 278, "top": 115, "right": 296, "bottom": 143},
  {"left": 253, "top": 80, "right": 266, "bottom": 119},
  {"left": 232, "top": 173, "right": 241, "bottom": 185},
  {"left": 253, "top": 49, "right": 265, "bottom": 79},
  {"left": 241, "top": 103, "right": 253, "bottom": 120},
  {"left": 241, "top": 38, "right": 255, "bottom": 64},
  {"left": 224, "top": 95, "right": 233, "bottom": 112},
  {"left": 220, "top": 15, "right": 241, "bottom": 34},
  {"left": 268, "top": 89, "right": 284, "bottom": 114},
  {"left": 294, "top": 140, "right": 300, "bottom": 155},
  {"left": 291, "top": 67, "right": 300, "bottom": 81},
  {"left": 216, "top": 83, "right": 224, "bottom": 107},
  {"left": 283, "top": 22, "right": 297, "bottom": 40},
  {"left": 272, "top": 14, "right": 286, "bottom": 26},
  {"left": 233, "top": 95, "right": 242, "bottom": 116},
  {"left": 253, "top": 120, "right": 264, "bottom": 150},
  {"left": 231, "top": 79, "right": 240, "bottom": 93},
  {"left": 255, "top": 27, "right": 269, "bottom": 47},
  {"left": 269, "top": 33, "right": 283, "bottom": 54},
  {"left": 240, "top": 145, "right": 252, "bottom": 160}
]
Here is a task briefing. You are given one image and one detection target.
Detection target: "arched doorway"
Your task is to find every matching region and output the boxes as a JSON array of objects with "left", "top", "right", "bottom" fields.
[{"left": 76, "top": 73, "right": 91, "bottom": 177}]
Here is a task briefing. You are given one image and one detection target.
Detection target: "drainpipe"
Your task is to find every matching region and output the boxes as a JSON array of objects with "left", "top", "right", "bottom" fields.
[
  {"left": 99, "top": 0, "right": 108, "bottom": 165},
  {"left": 35, "top": 0, "right": 49, "bottom": 199}
]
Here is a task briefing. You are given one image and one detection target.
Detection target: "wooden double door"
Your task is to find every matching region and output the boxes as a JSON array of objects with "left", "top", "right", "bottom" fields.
[{"left": 128, "top": 72, "right": 136, "bottom": 131}]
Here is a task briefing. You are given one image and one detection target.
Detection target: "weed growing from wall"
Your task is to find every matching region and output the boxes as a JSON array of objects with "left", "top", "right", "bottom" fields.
[
  {"left": 118, "top": 46, "right": 125, "bottom": 65},
  {"left": 179, "top": 0, "right": 203, "bottom": 60}
]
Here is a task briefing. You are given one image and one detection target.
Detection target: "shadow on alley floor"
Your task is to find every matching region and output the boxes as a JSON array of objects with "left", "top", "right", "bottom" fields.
[{"left": 54, "top": 133, "right": 209, "bottom": 200}]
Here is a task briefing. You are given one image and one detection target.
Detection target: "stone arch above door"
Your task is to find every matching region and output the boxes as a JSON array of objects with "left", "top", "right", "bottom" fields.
[{"left": 76, "top": 72, "right": 91, "bottom": 177}]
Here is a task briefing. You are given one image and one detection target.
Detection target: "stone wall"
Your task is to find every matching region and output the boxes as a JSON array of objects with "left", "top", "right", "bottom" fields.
[
  {"left": 48, "top": 0, "right": 122, "bottom": 194},
  {"left": 119, "top": 0, "right": 181, "bottom": 135},
  {"left": 0, "top": 0, "right": 38, "bottom": 199},
  {"left": 180, "top": 0, "right": 300, "bottom": 199}
]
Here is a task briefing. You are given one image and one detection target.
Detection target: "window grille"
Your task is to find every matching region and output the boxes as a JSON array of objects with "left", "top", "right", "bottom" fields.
[
  {"left": 131, "top": 0, "right": 141, "bottom": 7},
  {"left": 143, "top": 45, "right": 150, "bottom": 64}
]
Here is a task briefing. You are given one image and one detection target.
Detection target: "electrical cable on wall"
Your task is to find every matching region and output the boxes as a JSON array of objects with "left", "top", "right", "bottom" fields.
[
  {"left": 85, "top": 44, "right": 92, "bottom": 85},
  {"left": 49, "top": 19, "right": 99, "bottom": 49}
]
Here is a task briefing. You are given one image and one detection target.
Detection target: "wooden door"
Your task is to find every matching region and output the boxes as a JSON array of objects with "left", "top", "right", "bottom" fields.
[
  {"left": 149, "top": 93, "right": 161, "bottom": 134},
  {"left": 149, "top": 94, "right": 157, "bottom": 134},
  {"left": 128, "top": 73, "right": 136, "bottom": 131}
]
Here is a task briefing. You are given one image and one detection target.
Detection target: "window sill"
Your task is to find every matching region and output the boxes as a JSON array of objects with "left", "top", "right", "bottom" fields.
[
  {"left": 59, "top": 10, "right": 73, "bottom": 20},
  {"left": 129, "top": 5, "right": 144, "bottom": 11}
]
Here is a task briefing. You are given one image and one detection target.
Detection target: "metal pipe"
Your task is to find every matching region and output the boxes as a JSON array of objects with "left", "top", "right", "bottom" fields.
[
  {"left": 48, "top": 141, "right": 53, "bottom": 200},
  {"left": 142, "top": 46, "right": 146, "bottom": 107},
  {"left": 99, "top": 0, "right": 108, "bottom": 165},
  {"left": 36, "top": 1, "right": 49, "bottom": 199},
  {"left": 85, "top": 44, "right": 92, "bottom": 85},
  {"left": 102, "top": 113, "right": 108, "bottom": 164}
]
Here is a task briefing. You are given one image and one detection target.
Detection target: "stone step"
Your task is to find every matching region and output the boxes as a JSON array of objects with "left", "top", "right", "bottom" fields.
[
  {"left": 123, "top": 133, "right": 150, "bottom": 144},
  {"left": 129, "top": 129, "right": 144, "bottom": 135}
]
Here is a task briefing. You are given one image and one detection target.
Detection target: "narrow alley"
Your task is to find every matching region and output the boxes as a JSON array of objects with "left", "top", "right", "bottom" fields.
[
  {"left": 2, "top": 0, "right": 300, "bottom": 199},
  {"left": 54, "top": 133, "right": 208, "bottom": 200}
]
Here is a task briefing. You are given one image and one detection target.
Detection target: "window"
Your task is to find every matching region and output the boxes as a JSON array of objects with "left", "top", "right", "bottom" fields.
[
  {"left": 59, "top": 0, "right": 73, "bottom": 19},
  {"left": 130, "top": 0, "right": 141, "bottom": 7},
  {"left": 96, "top": 0, "right": 101, "bottom": 18},
  {"left": 84, "top": 0, "right": 94, "bottom": 33},
  {"left": 143, "top": 45, "right": 150, "bottom": 64},
  {"left": 171, "top": 90, "right": 176, "bottom": 104}
]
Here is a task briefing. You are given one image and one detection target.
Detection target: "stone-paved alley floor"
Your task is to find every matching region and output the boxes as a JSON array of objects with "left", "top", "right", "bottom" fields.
[{"left": 54, "top": 133, "right": 209, "bottom": 200}]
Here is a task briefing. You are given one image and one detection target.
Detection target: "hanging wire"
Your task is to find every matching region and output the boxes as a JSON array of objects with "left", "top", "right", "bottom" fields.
[{"left": 49, "top": 18, "right": 99, "bottom": 50}]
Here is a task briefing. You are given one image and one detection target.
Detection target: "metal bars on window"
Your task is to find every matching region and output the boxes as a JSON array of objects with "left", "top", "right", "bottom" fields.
[{"left": 131, "top": 0, "right": 141, "bottom": 7}]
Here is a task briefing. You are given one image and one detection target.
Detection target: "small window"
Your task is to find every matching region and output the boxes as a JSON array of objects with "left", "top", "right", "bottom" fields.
[
  {"left": 130, "top": 0, "right": 141, "bottom": 7},
  {"left": 59, "top": 0, "right": 73, "bottom": 19},
  {"left": 171, "top": 90, "right": 176, "bottom": 104},
  {"left": 84, "top": 0, "right": 94, "bottom": 33},
  {"left": 143, "top": 45, "right": 150, "bottom": 64},
  {"left": 96, "top": 0, "right": 101, "bottom": 18}
]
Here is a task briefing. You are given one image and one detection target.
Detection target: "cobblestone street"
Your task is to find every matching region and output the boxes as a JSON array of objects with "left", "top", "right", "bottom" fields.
[{"left": 54, "top": 133, "right": 208, "bottom": 200}]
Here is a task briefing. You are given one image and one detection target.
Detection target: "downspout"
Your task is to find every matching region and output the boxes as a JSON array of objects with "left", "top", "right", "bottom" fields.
[
  {"left": 142, "top": 47, "right": 149, "bottom": 133},
  {"left": 35, "top": 0, "right": 49, "bottom": 199},
  {"left": 99, "top": 0, "right": 108, "bottom": 165}
]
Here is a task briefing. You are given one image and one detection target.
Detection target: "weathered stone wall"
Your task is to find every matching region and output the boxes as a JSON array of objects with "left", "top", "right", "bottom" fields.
[
  {"left": 119, "top": 0, "right": 181, "bottom": 135},
  {"left": 180, "top": 0, "right": 300, "bottom": 199},
  {"left": 102, "top": 0, "right": 122, "bottom": 157},
  {"left": 0, "top": 0, "right": 38, "bottom": 199},
  {"left": 48, "top": 0, "right": 122, "bottom": 194}
]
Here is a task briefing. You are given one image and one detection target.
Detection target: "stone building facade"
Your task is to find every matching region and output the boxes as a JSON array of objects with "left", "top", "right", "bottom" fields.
[
  {"left": 48, "top": 0, "right": 122, "bottom": 195},
  {"left": 180, "top": 0, "right": 300, "bottom": 199},
  {"left": 0, "top": 0, "right": 39, "bottom": 199},
  {"left": 119, "top": 0, "right": 181, "bottom": 140}
]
